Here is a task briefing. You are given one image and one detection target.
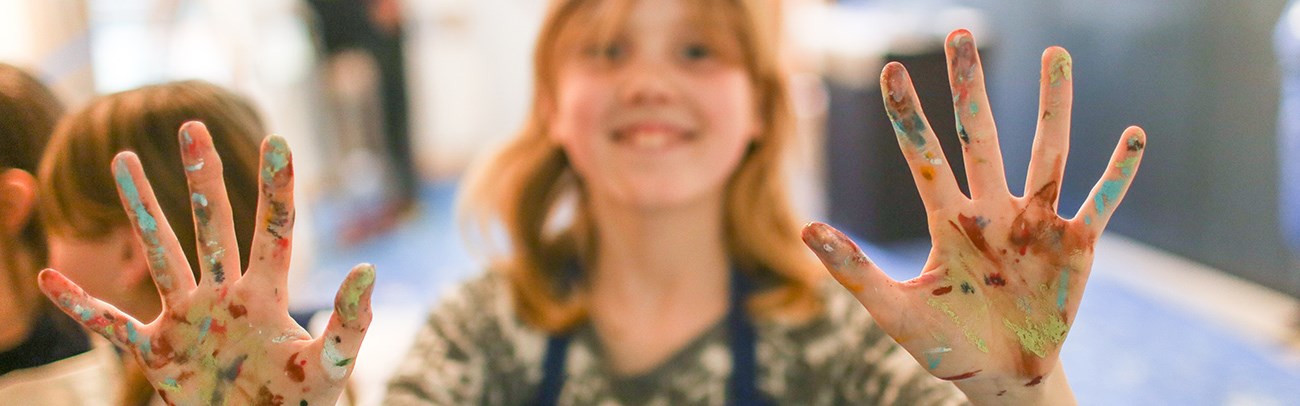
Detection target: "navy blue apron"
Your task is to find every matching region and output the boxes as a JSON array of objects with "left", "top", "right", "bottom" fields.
[{"left": 533, "top": 267, "right": 769, "bottom": 405}]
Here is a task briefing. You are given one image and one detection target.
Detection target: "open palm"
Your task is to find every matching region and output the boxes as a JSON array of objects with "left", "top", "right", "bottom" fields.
[
  {"left": 38, "top": 122, "right": 375, "bottom": 405},
  {"left": 803, "top": 30, "right": 1145, "bottom": 388}
]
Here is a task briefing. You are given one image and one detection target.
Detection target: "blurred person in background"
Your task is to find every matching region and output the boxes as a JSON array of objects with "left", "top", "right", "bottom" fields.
[
  {"left": 307, "top": 0, "right": 420, "bottom": 244},
  {"left": 0, "top": 62, "right": 118, "bottom": 405}
]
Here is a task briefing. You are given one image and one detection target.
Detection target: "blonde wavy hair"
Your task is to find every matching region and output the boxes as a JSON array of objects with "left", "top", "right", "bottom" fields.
[{"left": 460, "top": 0, "right": 822, "bottom": 333}]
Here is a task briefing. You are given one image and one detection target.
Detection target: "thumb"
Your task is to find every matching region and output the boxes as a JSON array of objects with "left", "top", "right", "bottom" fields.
[
  {"left": 317, "top": 263, "right": 376, "bottom": 382},
  {"left": 801, "top": 222, "right": 903, "bottom": 316}
]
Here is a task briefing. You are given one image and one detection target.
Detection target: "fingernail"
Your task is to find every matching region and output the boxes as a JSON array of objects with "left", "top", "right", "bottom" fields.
[
  {"left": 180, "top": 122, "right": 207, "bottom": 172},
  {"left": 337, "top": 265, "right": 376, "bottom": 322},
  {"left": 261, "top": 135, "right": 292, "bottom": 184},
  {"left": 1048, "top": 52, "right": 1072, "bottom": 86}
]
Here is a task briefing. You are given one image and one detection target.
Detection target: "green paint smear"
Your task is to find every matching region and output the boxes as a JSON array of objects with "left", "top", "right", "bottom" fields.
[
  {"left": 927, "top": 298, "right": 989, "bottom": 353},
  {"left": 1049, "top": 53, "right": 1073, "bottom": 86},
  {"left": 969, "top": 101, "right": 978, "bottom": 115},
  {"left": 1117, "top": 157, "right": 1139, "bottom": 177},
  {"left": 261, "top": 136, "right": 290, "bottom": 183},
  {"left": 1003, "top": 315, "right": 1069, "bottom": 358},
  {"left": 1093, "top": 179, "right": 1125, "bottom": 215},
  {"left": 339, "top": 266, "right": 376, "bottom": 321}
]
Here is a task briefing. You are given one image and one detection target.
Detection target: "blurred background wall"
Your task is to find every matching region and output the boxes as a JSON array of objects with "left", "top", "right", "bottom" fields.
[{"left": 949, "top": 0, "right": 1297, "bottom": 296}]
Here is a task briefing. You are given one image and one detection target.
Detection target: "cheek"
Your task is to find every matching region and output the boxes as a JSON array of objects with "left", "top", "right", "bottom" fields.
[
  {"left": 47, "top": 239, "right": 108, "bottom": 286},
  {"left": 550, "top": 75, "right": 609, "bottom": 142},
  {"left": 699, "top": 75, "right": 760, "bottom": 140}
]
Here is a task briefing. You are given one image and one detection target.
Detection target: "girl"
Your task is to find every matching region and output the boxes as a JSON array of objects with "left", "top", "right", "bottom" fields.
[{"left": 40, "top": 0, "right": 1146, "bottom": 404}]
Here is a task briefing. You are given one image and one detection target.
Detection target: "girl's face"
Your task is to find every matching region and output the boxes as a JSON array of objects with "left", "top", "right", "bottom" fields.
[
  {"left": 548, "top": 0, "right": 759, "bottom": 211},
  {"left": 47, "top": 227, "right": 147, "bottom": 312}
]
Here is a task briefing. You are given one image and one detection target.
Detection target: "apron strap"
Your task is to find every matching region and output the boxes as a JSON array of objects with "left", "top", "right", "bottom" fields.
[
  {"left": 533, "top": 266, "right": 767, "bottom": 405},
  {"left": 534, "top": 333, "right": 571, "bottom": 406},
  {"left": 727, "top": 268, "right": 763, "bottom": 406}
]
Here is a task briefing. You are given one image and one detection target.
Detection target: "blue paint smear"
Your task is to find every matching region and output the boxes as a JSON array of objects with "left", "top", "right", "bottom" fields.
[
  {"left": 115, "top": 160, "right": 158, "bottom": 233},
  {"left": 75, "top": 305, "right": 94, "bottom": 321},
  {"left": 1093, "top": 180, "right": 1125, "bottom": 215},
  {"left": 262, "top": 137, "right": 290, "bottom": 183},
  {"left": 198, "top": 317, "right": 212, "bottom": 340},
  {"left": 1057, "top": 268, "right": 1070, "bottom": 311}
]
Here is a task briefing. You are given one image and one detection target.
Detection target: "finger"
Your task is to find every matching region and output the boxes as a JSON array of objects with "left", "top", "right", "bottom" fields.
[
  {"left": 114, "top": 152, "right": 196, "bottom": 302},
  {"left": 317, "top": 263, "right": 376, "bottom": 382},
  {"left": 881, "top": 62, "right": 966, "bottom": 212},
  {"left": 801, "top": 222, "right": 905, "bottom": 316},
  {"left": 38, "top": 269, "right": 149, "bottom": 354},
  {"left": 243, "top": 135, "right": 295, "bottom": 300},
  {"left": 945, "top": 29, "right": 1009, "bottom": 199},
  {"left": 1024, "top": 46, "right": 1075, "bottom": 207},
  {"left": 180, "top": 121, "right": 243, "bottom": 287},
  {"left": 1073, "top": 126, "right": 1146, "bottom": 233}
]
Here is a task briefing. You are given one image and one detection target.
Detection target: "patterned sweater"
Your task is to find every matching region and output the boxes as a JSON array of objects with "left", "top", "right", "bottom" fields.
[{"left": 384, "top": 272, "right": 967, "bottom": 405}]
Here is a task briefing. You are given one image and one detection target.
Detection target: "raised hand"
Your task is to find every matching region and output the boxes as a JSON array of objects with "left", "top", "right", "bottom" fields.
[
  {"left": 38, "top": 122, "right": 375, "bottom": 405},
  {"left": 802, "top": 30, "right": 1144, "bottom": 400}
]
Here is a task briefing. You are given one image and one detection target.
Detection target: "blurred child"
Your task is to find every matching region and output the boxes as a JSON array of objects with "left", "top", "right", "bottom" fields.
[
  {"left": 0, "top": 62, "right": 120, "bottom": 405},
  {"left": 38, "top": 80, "right": 264, "bottom": 405}
]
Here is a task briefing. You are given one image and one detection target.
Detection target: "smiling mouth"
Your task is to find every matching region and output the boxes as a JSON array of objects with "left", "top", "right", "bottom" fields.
[{"left": 611, "top": 122, "right": 697, "bottom": 149}]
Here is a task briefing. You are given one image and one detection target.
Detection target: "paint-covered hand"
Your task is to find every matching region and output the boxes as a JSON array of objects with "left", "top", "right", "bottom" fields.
[
  {"left": 802, "top": 30, "right": 1144, "bottom": 400},
  {"left": 37, "top": 122, "right": 375, "bottom": 405}
]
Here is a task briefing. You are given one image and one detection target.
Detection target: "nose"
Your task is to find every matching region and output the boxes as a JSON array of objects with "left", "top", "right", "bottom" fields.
[{"left": 618, "top": 56, "right": 678, "bottom": 106}]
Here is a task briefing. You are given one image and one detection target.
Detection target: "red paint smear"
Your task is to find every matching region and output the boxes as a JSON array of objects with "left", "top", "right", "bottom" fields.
[
  {"left": 957, "top": 214, "right": 1000, "bottom": 264},
  {"left": 286, "top": 352, "right": 306, "bottom": 383},
  {"left": 184, "top": 132, "right": 204, "bottom": 160},
  {"left": 949, "top": 36, "right": 978, "bottom": 104},
  {"left": 939, "top": 369, "right": 982, "bottom": 381},
  {"left": 932, "top": 286, "right": 953, "bottom": 296},
  {"left": 983, "top": 273, "right": 1006, "bottom": 287},
  {"left": 147, "top": 335, "right": 180, "bottom": 368},
  {"left": 229, "top": 304, "right": 248, "bottom": 318},
  {"left": 1009, "top": 181, "right": 1060, "bottom": 255},
  {"left": 209, "top": 319, "right": 227, "bottom": 335},
  {"left": 1025, "top": 375, "right": 1044, "bottom": 386}
]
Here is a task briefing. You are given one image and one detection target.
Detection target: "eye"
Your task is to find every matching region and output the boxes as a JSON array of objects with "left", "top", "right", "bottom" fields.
[
  {"left": 681, "top": 43, "right": 712, "bottom": 61},
  {"left": 584, "top": 43, "right": 626, "bottom": 61}
]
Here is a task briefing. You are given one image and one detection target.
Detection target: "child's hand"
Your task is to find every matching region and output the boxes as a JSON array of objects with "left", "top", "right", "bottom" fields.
[
  {"left": 38, "top": 122, "right": 375, "bottom": 405},
  {"left": 803, "top": 30, "right": 1143, "bottom": 401}
]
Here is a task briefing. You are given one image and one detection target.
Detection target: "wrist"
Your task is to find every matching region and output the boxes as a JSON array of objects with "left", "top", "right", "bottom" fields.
[{"left": 953, "top": 362, "right": 1076, "bottom": 406}]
